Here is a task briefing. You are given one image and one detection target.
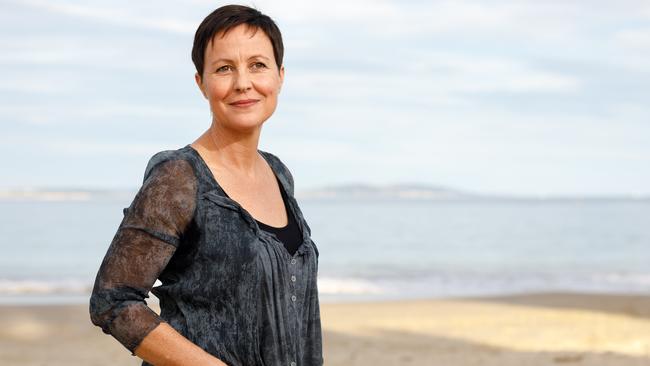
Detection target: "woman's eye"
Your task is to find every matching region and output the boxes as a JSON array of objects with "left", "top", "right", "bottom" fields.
[
  {"left": 251, "top": 62, "right": 267, "bottom": 70},
  {"left": 216, "top": 65, "right": 232, "bottom": 73}
]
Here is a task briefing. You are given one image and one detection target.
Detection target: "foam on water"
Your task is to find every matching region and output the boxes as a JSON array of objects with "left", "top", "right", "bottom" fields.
[{"left": 1, "top": 271, "right": 648, "bottom": 304}]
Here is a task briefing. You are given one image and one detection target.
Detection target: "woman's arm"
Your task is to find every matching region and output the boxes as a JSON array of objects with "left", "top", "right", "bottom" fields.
[
  {"left": 89, "top": 157, "right": 225, "bottom": 365},
  {"left": 134, "top": 322, "right": 228, "bottom": 366}
]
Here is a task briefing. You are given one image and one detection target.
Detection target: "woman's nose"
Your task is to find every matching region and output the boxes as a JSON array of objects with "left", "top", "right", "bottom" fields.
[{"left": 234, "top": 69, "right": 252, "bottom": 92}]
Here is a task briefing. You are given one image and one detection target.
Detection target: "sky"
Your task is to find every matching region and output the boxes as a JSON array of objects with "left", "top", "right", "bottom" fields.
[{"left": 1, "top": 0, "right": 649, "bottom": 196}]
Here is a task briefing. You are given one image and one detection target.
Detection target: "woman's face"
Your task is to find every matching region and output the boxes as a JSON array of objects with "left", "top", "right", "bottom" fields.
[{"left": 195, "top": 24, "right": 284, "bottom": 132}]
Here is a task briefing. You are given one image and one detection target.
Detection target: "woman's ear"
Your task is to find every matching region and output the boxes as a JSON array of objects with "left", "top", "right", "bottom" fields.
[
  {"left": 278, "top": 65, "right": 285, "bottom": 93},
  {"left": 195, "top": 72, "right": 207, "bottom": 99}
]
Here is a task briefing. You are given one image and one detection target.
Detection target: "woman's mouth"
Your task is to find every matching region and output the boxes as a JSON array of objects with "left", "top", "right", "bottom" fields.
[{"left": 229, "top": 99, "right": 259, "bottom": 107}]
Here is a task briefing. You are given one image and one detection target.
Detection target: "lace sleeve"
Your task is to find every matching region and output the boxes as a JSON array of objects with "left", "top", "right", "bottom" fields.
[{"left": 88, "top": 156, "right": 197, "bottom": 355}]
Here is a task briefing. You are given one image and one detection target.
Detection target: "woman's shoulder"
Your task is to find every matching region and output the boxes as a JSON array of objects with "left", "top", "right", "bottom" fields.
[
  {"left": 258, "top": 150, "right": 295, "bottom": 196},
  {"left": 142, "top": 145, "right": 197, "bottom": 184}
]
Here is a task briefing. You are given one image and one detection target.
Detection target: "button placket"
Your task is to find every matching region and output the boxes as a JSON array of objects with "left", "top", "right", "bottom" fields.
[{"left": 289, "top": 257, "right": 297, "bottom": 303}]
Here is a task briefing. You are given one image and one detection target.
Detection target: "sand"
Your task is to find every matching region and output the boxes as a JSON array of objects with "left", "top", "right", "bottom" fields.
[{"left": 1, "top": 292, "right": 649, "bottom": 365}]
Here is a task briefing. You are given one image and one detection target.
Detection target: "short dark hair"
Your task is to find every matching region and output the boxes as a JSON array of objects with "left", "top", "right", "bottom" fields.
[{"left": 191, "top": 4, "right": 284, "bottom": 79}]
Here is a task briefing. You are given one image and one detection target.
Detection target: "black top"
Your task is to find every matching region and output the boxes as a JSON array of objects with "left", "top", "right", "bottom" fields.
[
  {"left": 223, "top": 175, "right": 303, "bottom": 256},
  {"left": 89, "top": 144, "right": 323, "bottom": 366}
]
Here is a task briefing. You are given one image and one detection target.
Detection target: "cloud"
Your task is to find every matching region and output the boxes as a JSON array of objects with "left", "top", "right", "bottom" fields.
[
  {"left": 0, "top": 133, "right": 169, "bottom": 156},
  {"left": 608, "top": 27, "right": 650, "bottom": 73},
  {"left": 615, "top": 28, "right": 650, "bottom": 48},
  {"left": 0, "top": 75, "right": 81, "bottom": 94},
  {"left": 13, "top": 0, "right": 197, "bottom": 34},
  {"left": 282, "top": 52, "right": 581, "bottom": 114},
  {"left": 0, "top": 35, "right": 185, "bottom": 72},
  {"left": 0, "top": 102, "right": 205, "bottom": 126},
  {"left": 413, "top": 53, "right": 582, "bottom": 94}
]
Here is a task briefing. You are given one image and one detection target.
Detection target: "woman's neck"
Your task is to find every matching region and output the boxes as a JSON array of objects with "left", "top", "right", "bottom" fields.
[{"left": 194, "top": 123, "right": 264, "bottom": 177}]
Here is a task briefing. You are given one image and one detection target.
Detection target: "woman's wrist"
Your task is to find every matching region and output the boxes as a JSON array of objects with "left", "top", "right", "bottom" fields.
[{"left": 134, "top": 322, "right": 228, "bottom": 366}]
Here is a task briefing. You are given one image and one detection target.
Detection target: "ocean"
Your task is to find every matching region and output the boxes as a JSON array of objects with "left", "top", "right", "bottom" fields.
[{"left": 1, "top": 197, "right": 649, "bottom": 304}]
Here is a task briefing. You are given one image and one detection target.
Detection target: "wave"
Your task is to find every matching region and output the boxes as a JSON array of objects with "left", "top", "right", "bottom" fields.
[
  {"left": 1, "top": 271, "right": 648, "bottom": 303},
  {"left": 317, "top": 277, "right": 384, "bottom": 295},
  {"left": 316, "top": 270, "right": 650, "bottom": 299},
  {"left": 0, "top": 277, "right": 384, "bottom": 296},
  {"left": 0, "top": 278, "right": 94, "bottom": 295}
]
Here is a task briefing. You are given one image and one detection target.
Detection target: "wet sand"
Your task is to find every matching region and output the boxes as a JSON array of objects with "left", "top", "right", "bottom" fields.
[{"left": 1, "top": 292, "right": 649, "bottom": 365}]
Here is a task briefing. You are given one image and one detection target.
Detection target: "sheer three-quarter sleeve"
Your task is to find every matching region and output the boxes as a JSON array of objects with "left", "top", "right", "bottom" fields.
[{"left": 89, "top": 157, "right": 197, "bottom": 355}]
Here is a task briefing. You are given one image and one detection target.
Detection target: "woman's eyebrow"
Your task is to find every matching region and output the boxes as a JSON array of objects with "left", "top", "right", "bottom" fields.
[
  {"left": 211, "top": 55, "right": 270, "bottom": 65},
  {"left": 249, "top": 55, "right": 270, "bottom": 60},
  {"left": 211, "top": 58, "right": 231, "bottom": 65}
]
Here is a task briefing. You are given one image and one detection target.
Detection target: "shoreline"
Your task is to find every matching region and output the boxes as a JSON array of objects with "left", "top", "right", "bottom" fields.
[
  {"left": 1, "top": 292, "right": 649, "bottom": 365},
  {"left": 2, "top": 286, "right": 649, "bottom": 306}
]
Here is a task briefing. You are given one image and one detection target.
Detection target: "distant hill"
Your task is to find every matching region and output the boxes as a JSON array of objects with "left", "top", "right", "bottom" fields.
[
  {"left": 0, "top": 188, "right": 137, "bottom": 202},
  {"left": 295, "top": 183, "right": 479, "bottom": 200},
  {"left": 0, "top": 185, "right": 647, "bottom": 202}
]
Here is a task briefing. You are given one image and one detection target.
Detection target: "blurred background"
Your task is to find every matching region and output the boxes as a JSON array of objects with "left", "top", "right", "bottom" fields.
[{"left": 1, "top": 1, "right": 649, "bottom": 365}]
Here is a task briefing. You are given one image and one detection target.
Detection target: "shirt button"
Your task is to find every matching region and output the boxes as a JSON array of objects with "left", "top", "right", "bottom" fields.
[
  {"left": 290, "top": 362, "right": 296, "bottom": 366},
  {"left": 291, "top": 275, "right": 296, "bottom": 282},
  {"left": 291, "top": 295, "right": 297, "bottom": 302},
  {"left": 290, "top": 258, "right": 297, "bottom": 264}
]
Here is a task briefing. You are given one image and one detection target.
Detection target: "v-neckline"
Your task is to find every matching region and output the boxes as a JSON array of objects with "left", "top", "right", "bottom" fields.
[
  {"left": 184, "top": 143, "right": 310, "bottom": 258},
  {"left": 184, "top": 143, "right": 294, "bottom": 230}
]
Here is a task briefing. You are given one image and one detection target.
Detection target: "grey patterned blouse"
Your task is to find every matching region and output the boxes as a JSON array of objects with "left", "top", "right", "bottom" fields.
[{"left": 88, "top": 144, "right": 323, "bottom": 366}]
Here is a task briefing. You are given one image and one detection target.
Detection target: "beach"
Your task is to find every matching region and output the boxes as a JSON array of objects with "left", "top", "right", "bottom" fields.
[{"left": 1, "top": 292, "right": 649, "bottom": 365}]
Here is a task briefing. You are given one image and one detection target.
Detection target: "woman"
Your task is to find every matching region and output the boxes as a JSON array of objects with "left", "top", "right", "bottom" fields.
[{"left": 89, "top": 5, "right": 323, "bottom": 366}]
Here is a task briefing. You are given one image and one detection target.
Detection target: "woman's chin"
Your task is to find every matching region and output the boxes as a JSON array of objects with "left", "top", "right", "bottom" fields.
[{"left": 216, "top": 118, "right": 267, "bottom": 132}]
